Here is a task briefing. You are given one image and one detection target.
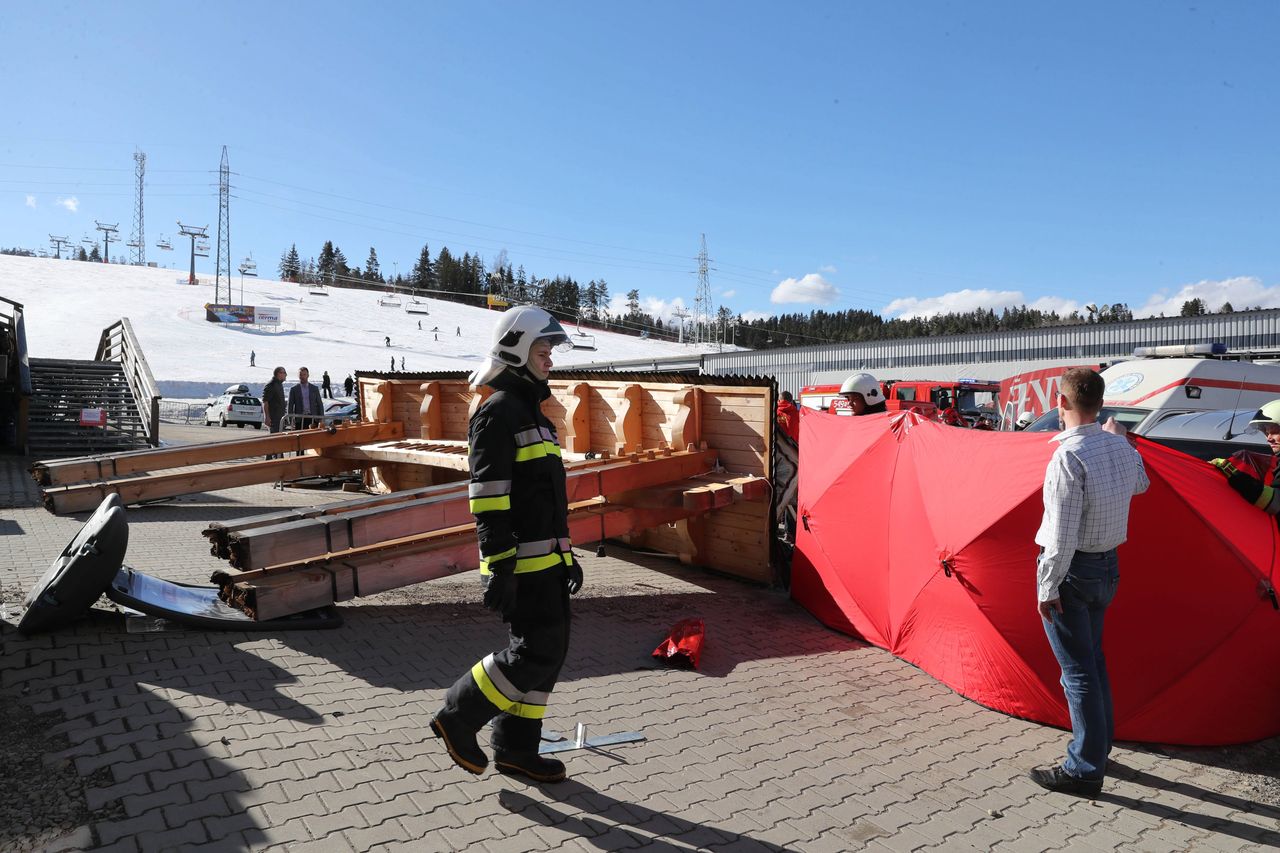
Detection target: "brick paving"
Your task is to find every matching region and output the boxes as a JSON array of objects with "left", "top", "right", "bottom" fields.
[{"left": 1, "top": 456, "right": 1279, "bottom": 851}]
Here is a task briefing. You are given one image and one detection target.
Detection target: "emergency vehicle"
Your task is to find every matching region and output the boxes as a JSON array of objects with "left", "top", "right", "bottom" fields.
[
  {"left": 1023, "top": 344, "right": 1280, "bottom": 435},
  {"left": 799, "top": 379, "right": 1000, "bottom": 421}
]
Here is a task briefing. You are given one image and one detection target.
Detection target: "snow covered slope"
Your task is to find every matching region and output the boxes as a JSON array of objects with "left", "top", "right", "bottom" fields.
[{"left": 0, "top": 255, "right": 726, "bottom": 397}]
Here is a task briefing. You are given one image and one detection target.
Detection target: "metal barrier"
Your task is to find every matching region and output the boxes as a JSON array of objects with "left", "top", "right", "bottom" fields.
[{"left": 158, "top": 400, "right": 207, "bottom": 424}]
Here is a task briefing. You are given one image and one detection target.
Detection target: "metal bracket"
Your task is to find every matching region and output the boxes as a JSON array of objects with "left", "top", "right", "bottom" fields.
[{"left": 538, "top": 722, "right": 645, "bottom": 755}]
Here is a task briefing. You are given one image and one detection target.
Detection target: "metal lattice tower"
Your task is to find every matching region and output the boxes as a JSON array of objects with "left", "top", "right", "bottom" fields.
[
  {"left": 214, "top": 146, "right": 231, "bottom": 305},
  {"left": 693, "top": 234, "right": 714, "bottom": 345},
  {"left": 129, "top": 150, "right": 146, "bottom": 265}
]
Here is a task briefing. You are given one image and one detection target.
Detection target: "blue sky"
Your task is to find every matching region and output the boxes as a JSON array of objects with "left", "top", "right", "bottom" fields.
[{"left": 3, "top": 2, "right": 1277, "bottom": 325}]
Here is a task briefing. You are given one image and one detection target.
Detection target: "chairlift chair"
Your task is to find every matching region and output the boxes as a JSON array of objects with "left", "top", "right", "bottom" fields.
[
  {"left": 309, "top": 283, "right": 329, "bottom": 296},
  {"left": 156, "top": 235, "right": 173, "bottom": 250},
  {"left": 571, "top": 331, "right": 597, "bottom": 351},
  {"left": 377, "top": 294, "right": 403, "bottom": 307}
]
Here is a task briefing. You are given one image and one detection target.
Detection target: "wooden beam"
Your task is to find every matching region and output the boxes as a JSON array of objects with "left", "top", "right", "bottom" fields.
[
  {"left": 419, "top": 382, "right": 444, "bottom": 439},
  {"left": 216, "top": 500, "right": 699, "bottom": 620},
  {"left": 224, "top": 449, "right": 718, "bottom": 570},
  {"left": 31, "top": 421, "right": 403, "bottom": 487},
  {"left": 564, "top": 382, "right": 591, "bottom": 453},
  {"left": 328, "top": 439, "right": 472, "bottom": 471},
  {"left": 44, "top": 456, "right": 365, "bottom": 515}
]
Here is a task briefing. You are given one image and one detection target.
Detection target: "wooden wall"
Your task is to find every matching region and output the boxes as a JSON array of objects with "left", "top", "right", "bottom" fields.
[{"left": 355, "top": 374, "right": 774, "bottom": 583}]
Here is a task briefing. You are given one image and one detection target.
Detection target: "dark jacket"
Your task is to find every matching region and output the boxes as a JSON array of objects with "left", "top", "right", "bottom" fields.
[
  {"left": 287, "top": 381, "right": 324, "bottom": 428},
  {"left": 468, "top": 369, "right": 570, "bottom": 576},
  {"left": 262, "top": 378, "right": 286, "bottom": 428}
]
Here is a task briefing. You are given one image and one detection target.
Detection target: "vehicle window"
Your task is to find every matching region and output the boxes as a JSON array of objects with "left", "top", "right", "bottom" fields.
[
  {"left": 232, "top": 396, "right": 260, "bottom": 406},
  {"left": 1026, "top": 406, "right": 1152, "bottom": 433},
  {"left": 896, "top": 387, "right": 916, "bottom": 401}
]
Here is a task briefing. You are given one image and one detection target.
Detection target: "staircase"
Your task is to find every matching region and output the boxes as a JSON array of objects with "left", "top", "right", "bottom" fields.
[{"left": 27, "top": 358, "right": 153, "bottom": 456}]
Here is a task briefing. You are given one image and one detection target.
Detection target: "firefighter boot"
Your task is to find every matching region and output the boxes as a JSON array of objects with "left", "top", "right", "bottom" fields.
[
  {"left": 430, "top": 712, "right": 488, "bottom": 775},
  {"left": 494, "top": 750, "right": 567, "bottom": 783}
]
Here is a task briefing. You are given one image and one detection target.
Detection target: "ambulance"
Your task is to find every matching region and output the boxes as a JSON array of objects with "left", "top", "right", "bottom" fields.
[{"left": 1023, "top": 344, "right": 1280, "bottom": 435}]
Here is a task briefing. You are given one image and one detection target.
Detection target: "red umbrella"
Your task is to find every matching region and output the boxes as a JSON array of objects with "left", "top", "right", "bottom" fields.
[{"left": 792, "top": 410, "right": 1280, "bottom": 745}]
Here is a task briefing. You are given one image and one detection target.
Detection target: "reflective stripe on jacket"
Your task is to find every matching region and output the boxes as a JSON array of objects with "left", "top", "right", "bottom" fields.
[{"left": 468, "top": 370, "right": 571, "bottom": 575}]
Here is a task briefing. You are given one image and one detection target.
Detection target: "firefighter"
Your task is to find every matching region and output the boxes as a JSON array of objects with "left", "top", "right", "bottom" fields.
[
  {"left": 839, "top": 372, "right": 887, "bottom": 415},
  {"left": 431, "top": 306, "right": 583, "bottom": 783},
  {"left": 776, "top": 390, "right": 801, "bottom": 441},
  {"left": 938, "top": 394, "right": 966, "bottom": 427},
  {"left": 1015, "top": 411, "right": 1036, "bottom": 431},
  {"left": 1210, "top": 400, "right": 1280, "bottom": 517}
]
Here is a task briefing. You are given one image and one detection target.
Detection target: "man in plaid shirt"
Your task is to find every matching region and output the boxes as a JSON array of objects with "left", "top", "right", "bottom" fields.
[{"left": 1030, "top": 368, "right": 1148, "bottom": 796}]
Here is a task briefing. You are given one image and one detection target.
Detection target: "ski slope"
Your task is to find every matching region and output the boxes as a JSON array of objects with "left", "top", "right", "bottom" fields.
[{"left": 0, "top": 254, "right": 730, "bottom": 398}]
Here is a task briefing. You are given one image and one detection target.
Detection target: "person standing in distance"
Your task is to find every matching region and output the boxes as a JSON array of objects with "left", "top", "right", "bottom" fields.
[
  {"left": 287, "top": 366, "right": 324, "bottom": 431},
  {"left": 1030, "top": 368, "right": 1148, "bottom": 795},
  {"left": 431, "top": 306, "right": 582, "bottom": 783},
  {"left": 838, "top": 373, "right": 886, "bottom": 416},
  {"left": 262, "top": 366, "right": 287, "bottom": 460}
]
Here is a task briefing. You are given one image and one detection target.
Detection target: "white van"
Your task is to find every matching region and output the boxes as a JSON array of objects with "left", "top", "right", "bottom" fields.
[{"left": 1027, "top": 345, "right": 1280, "bottom": 435}]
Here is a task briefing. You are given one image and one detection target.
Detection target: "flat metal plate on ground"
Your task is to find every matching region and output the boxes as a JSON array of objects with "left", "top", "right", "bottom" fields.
[
  {"left": 539, "top": 731, "right": 646, "bottom": 755},
  {"left": 105, "top": 566, "right": 343, "bottom": 631}
]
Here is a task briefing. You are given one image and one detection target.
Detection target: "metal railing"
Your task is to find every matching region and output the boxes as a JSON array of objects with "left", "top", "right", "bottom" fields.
[{"left": 95, "top": 317, "right": 162, "bottom": 446}]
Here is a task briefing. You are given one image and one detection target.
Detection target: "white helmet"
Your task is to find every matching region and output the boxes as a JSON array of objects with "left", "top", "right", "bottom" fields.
[
  {"left": 470, "top": 305, "right": 569, "bottom": 388},
  {"left": 839, "top": 373, "right": 881, "bottom": 401},
  {"left": 1016, "top": 411, "right": 1036, "bottom": 430},
  {"left": 489, "top": 305, "right": 569, "bottom": 367}
]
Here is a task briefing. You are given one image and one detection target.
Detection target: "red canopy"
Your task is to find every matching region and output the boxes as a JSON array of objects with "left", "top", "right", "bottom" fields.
[{"left": 791, "top": 409, "right": 1280, "bottom": 746}]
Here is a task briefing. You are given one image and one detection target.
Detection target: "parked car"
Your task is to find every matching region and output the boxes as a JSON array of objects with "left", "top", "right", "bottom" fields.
[
  {"left": 322, "top": 399, "right": 359, "bottom": 425},
  {"left": 205, "top": 393, "right": 264, "bottom": 428}
]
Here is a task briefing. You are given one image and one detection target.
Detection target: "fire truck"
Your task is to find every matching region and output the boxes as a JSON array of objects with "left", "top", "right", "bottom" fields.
[{"left": 799, "top": 379, "right": 1001, "bottom": 423}]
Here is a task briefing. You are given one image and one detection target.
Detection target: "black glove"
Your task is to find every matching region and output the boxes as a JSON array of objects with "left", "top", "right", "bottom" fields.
[
  {"left": 483, "top": 560, "right": 518, "bottom": 616},
  {"left": 566, "top": 553, "right": 584, "bottom": 595}
]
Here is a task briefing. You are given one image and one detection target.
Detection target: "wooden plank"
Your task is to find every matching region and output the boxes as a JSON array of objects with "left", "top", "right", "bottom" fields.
[
  {"left": 45, "top": 456, "right": 366, "bottom": 514},
  {"left": 226, "top": 450, "right": 717, "bottom": 569},
  {"left": 32, "top": 421, "right": 403, "bottom": 487},
  {"left": 327, "top": 440, "right": 473, "bottom": 471}
]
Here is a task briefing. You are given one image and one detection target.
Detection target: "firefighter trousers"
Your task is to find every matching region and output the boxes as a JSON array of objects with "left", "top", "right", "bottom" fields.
[{"left": 439, "top": 565, "right": 571, "bottom": 753}]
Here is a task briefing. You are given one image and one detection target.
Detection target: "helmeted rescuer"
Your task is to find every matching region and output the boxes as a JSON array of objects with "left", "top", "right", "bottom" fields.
[
  {"left": 431, "top": 305, "right": 583, "bottom": 783},
  {"left": 776, "top": 390, "right": 801, "bottom": 441},
  {"left": 838, "top": 372, "right": 886, "bottom": 416},
  {"left": 938, "top": 393, "right": 966, "bottom": 427},
  {"left": 1211, "top": 400, "right": 1280, "bottom": 520},
  {"left": 1015, "top": 411, "right": 1036, "bottom": 431}
]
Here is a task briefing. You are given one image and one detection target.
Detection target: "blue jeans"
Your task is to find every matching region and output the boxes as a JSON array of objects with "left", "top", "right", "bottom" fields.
[{"left": 1042, "top": 549, "right": 1119, "bottom": 781}]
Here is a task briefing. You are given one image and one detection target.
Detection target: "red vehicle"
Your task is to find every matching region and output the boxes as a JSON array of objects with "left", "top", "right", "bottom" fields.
[{"left": 799, "top": 379, "right": 1001, "bottom": 423}]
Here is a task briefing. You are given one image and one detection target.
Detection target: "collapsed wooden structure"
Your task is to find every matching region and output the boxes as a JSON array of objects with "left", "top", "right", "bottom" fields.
[{"left": 33, "top": 371, "right": 778, "bottom": 621}]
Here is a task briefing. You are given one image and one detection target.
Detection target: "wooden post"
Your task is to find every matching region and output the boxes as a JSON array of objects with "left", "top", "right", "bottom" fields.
[
  {"left": 467, "top": 384, "right": 493, "bottom": 421},
  {"left": 671, "top": 386, "right": 702, "bottom": 450},
  {"left": 614, "top": 383, "right": 643, "bottom": 455},
  {"left": 369, "top": 380, "right": 393, "bottom": 423},
  {"left": 564, "top": 382, "right": 592, "bottom": 453},
  {"left": 419, "top": 381, "right": 444, "bottom": 440}
]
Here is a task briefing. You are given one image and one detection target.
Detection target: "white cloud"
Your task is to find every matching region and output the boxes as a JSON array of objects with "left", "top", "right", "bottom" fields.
[
  {"left": 882, "top": 287, "right": 1087, "bottom": 320},
  {"left": 819, "top": 264, "right": 838, "bottom": 274},
  {"left": 24, "top": 195, "right": 36, "bottom": 209},
  {"left": 1134, "top": 276, "right": 1280, "bottom": 318},
  {"left": 720, "top": 289, "right": 736, "bottom": 299},
  {"left": 740, "top": 310, "right": 770, "bottom": 322},
  {"left": 771, "top": 273, "right": 839, "bottom": 305},
  {"left": 56, "top": 196, "right": 79, "bottom": 213}
]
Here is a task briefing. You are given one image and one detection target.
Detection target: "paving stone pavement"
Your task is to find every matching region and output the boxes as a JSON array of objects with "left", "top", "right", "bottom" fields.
[{"left": 1, "top": 457, "right": 1279, "bottom": 852}]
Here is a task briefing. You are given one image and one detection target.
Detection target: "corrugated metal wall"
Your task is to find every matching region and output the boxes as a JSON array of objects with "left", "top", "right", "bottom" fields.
[{"left": 572, "top": 310, "right": 1280, "bottom": 393}]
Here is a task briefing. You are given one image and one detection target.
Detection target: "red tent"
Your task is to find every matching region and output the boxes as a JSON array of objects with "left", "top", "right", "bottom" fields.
[{"left": 791, "top": 409, "right": 1280, "bottom": 746}]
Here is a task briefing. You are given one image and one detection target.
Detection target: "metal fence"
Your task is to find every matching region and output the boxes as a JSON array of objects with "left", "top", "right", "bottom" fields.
[{"left": 158, "top": 400, "right": 207, "bottom": 424}]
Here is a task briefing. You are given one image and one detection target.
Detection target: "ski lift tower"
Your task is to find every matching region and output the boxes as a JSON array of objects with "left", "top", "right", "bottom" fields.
[
  {"left": 238, "top": 255, "right": 257, "bottom": 304},
  {"left": 94, "top": 221, "right": 119, "bottom": 264},
  {"left": 177, "top": 222, "right": 209, "bottom": 286},
  {"left": 672, "top": 307, "right": 691, "bottom": 344},
  {"left": 48, "top": 235, "right": 71, "bottom": 259}
]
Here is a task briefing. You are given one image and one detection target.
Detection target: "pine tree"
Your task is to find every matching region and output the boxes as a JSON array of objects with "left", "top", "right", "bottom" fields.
[
  {"left": 76, "top": 247, "right": 88, "bottom": 261},
  {"left": 89, "top": 245, "right": 101, "bottom": 262},
  {"left": 626, "top": 289, "right": 641, "bottom": 320},
  {"left": 411, "top": 243, "right": 433, "bottom": 293},
  {"left": 365, "top": 247, "right": 381, "bottom": 282},
  {"left": 334, "top": 246, "right": 349, "bottom": 280},
  {"left": 279, "top": 244, "right": 301, "bottom": 281},
  {"left": 317, "top": 241, "right": 336, "bottom": 281}
]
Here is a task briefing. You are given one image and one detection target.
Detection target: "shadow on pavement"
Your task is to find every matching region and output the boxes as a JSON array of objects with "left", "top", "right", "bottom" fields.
[
  {"left": 499, "top": 782, "right": 794, "bottom": 851},
  {"left": 1104, "top": 761, "right": 1280, "bottom": 845}
]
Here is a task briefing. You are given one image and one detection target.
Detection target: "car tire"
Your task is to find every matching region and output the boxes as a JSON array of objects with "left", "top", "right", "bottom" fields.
[
  {"left": 254, "top": 423, "right": 261, "bottom": 430},
  {"left": 220, "top": 415, "right": 227, "bottom": 428},
  {"left": 237, "top": 423, "right": 244, "bottom": 428}
]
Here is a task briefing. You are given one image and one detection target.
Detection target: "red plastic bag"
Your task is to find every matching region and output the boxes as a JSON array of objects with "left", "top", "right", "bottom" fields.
[{"left": 652, "top": 617, "right": 705, "bottom": 669}]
